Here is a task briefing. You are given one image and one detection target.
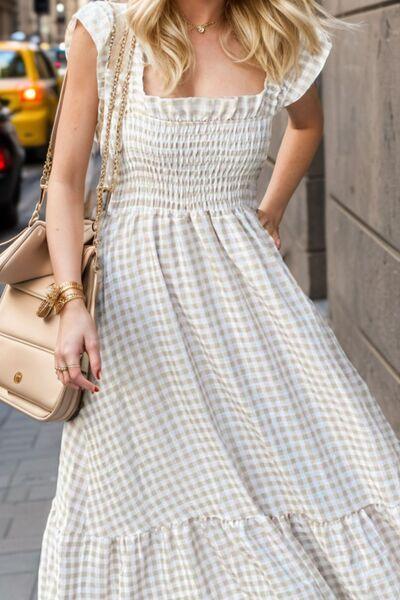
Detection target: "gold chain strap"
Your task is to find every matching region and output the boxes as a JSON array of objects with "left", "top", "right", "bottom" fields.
[
  {"left": 92, "top": 26, "right": 136, "bottom": 271},
  {"left": 109, "top": 39, "right": 136, "bottom": 193},
  {"left": 96, "top": 19, "right": 117, "bottom": 151}
]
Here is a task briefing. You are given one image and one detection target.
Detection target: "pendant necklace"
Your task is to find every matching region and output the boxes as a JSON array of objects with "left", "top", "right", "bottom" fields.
[{"left": 181, "top": 14, "right": 220, "bottom": 34}]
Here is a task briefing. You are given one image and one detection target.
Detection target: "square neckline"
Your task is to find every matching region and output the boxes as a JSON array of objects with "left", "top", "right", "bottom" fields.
[{"left": 137, "top": 40, "right": 270, "bottom": 103}]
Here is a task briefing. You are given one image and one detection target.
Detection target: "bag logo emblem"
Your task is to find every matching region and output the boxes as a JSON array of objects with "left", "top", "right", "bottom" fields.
[{"left": 13, "top": 372, "right": 23, "bottom": 384}]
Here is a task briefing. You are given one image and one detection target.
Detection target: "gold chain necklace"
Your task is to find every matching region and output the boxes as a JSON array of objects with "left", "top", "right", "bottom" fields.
[{"left": 181, "top": 14, "right": 219, "bottom": 34}]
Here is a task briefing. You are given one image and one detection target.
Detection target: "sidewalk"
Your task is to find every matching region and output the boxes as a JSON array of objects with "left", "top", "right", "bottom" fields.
[
  {"left": 0, "top": 301, "right": 329, "bottom": 599},
  {"left": 0, "top": 405, "right": 62, "bottom": 600}
]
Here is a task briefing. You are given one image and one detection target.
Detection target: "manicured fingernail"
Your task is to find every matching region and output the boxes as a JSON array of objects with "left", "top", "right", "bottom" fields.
[{"left": 94, "top": 386, "right": 100, "bottom": 393}]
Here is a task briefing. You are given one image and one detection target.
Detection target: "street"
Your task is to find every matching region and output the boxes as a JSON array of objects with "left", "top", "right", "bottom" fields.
[
  {"left": 0, "top": 164, "right": 44, "bottom": 243},
  {"left": 0, "top": 162, "right": 328, "bottom": 600},
  {"left": 0, "top": 163, "right": 44, "bottom": 259}
]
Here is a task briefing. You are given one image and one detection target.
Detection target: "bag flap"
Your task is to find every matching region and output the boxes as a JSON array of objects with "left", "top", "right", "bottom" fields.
[
  {"left": 0, "top": 333, "right": 64, "bottom": 412},
  {"left": 0, "top": 219, "right": 94, "bottom": 285},
  {"left": 12, "top": 245, "right": 96, "bottom": 300}
]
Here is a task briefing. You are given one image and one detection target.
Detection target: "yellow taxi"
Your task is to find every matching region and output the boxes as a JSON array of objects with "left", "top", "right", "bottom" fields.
[{"left": 0, "top": 41, "right": 60, "bottom": 155}]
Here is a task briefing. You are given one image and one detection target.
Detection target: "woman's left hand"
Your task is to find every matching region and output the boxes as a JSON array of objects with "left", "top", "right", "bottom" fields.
[{"left": 256, "top": 207, "right": 282, "bottom": 250}]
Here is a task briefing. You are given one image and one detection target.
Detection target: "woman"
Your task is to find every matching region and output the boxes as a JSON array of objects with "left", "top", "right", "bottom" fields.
[{"left": 38, "top": 0, "right": 400, "bottom": 597}]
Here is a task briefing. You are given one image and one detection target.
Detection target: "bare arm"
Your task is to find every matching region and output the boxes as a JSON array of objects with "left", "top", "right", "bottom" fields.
[
  {"left": 257, "top": 84, "right": 324, "bottom": 249},
  {"left": 46, "top": 21, "right": 101, "bottom": 393}
]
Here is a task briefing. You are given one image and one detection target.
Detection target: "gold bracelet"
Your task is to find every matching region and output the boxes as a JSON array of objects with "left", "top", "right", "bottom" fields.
[
  {"left": 37, "top": 283, "right": 62, "bottom": 319},
  {"left": 54, "top": 291, "right": 85, "bottom": 315},
  {"left": 58, "top": 288, "right": 85, "bottom": 300},
  {"left": 54, "top": 294, "right": 85, "bottom": 315},
  {"left": 56, "top": 289, "right": 85, "bottom": 301},
  {"left": 57, "top": 281, "right": 84, "bottom": 295},
  {"left": 37, "top": 282, "right": 84, "bottom": 319}
]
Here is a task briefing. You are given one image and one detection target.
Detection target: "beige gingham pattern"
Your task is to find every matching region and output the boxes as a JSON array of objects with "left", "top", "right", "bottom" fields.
[{"left": 38, "top": 2, "right": 400, "bottom": 598}]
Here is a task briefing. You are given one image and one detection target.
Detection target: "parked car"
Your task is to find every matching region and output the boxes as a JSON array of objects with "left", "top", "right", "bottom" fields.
[
  {"left": 0, "top": 41, "right": 60, "bottom": 158},
  {"left": 0, "top": 101, "right": 24, "bottom": 230},
  {"left": 43, "top": 44, "right": 67, "bottom": 79}
]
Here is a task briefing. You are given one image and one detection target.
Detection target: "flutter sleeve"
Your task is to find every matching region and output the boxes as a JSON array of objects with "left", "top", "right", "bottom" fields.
[
  {"left": 277, "top": 27, "right": 332, "bottom": 111},
  {"left": 64, "top": 1, "right": 115, "bottom": 60}
]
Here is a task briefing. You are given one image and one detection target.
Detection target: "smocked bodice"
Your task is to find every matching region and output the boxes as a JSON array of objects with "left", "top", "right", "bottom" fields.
[
  {"left": 64, "top": 1, "right": 332, "bottom": 213},
  {"left": 106, "top": 40, "right": 280, "bottom": 212}
]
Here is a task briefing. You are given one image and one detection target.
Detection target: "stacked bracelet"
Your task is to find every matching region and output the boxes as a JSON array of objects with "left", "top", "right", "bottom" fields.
[
  {"left": 54, "top": 290, "right": 85, "bottom": 315},
  {"left": 36, "top": 280, "right": 85, "bottom": 319},
  {"left": 57, "top": 281, "right": 83, "bottom": 295}
]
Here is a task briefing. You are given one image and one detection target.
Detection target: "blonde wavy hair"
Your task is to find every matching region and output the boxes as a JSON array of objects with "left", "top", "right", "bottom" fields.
[{"left": 126, "top": 0, "right": 345, "bottom": 97}]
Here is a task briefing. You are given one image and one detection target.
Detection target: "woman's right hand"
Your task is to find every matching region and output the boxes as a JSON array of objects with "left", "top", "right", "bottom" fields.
[{"left": 55, "top": 298, "right": 101, "bottom": 393}]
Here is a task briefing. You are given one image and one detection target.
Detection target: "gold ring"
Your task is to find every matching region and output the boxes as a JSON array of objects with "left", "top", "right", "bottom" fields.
[{"left": 55, "top": 363, "right": 81, "bottom": 371}]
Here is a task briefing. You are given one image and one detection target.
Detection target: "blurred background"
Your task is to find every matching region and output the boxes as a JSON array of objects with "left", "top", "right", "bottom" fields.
[{"left": 0, "top": 1, "right": 398, "bottom": 598}]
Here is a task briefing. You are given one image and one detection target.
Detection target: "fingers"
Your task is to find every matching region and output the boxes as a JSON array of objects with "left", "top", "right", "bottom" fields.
[
  {"left": 54, "top": 320, "right": 102, "bottom": 394},
  {"left": 54, "top": 361, "right": 80, "bottom": 390},
  {"left": 54, "top": 351, "right": 71, "bottom": 387},
  {"left": 55, "top": 367, "right": 79, "bottom": 389},
  {"left": 257, "top": 211, "right": 281, "bottom": 250},
  {"left": 55, "top": 349, "right": 99, "bottom": 393},
  {"left": 271, "top": 230, "right": 281, "bottom": 250},
  {"left": 85, "top": 334, "right": 102, "bottom": 381},
  {"left": 65, "top": 364, "right": 99, "bottom": 393}
]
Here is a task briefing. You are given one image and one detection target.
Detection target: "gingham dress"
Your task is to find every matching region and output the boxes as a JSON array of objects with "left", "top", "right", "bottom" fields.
[{"left": 38, "top": 2, "right": 400, "bottom": 599}]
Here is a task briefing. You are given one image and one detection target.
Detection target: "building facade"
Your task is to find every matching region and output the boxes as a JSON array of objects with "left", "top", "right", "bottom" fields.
[
  {"left": 0, "top": 0, "right": 17, "bottom": 38},
  {"left": 16, "top": 0, "right": 84, "bottom": 44}
]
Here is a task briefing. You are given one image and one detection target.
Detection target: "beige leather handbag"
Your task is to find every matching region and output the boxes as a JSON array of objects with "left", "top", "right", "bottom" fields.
[{"left": 0, "top": 10, "right": 136, "bottom": 421}]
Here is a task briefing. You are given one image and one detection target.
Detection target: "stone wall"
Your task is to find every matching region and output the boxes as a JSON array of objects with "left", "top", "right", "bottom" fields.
[{"left": 323, "top": 1, "right": 400, "bottom": 433}]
